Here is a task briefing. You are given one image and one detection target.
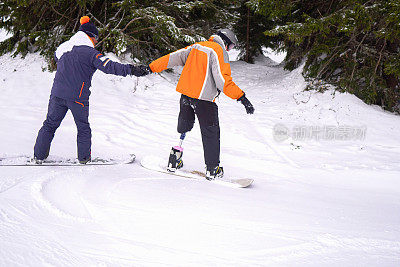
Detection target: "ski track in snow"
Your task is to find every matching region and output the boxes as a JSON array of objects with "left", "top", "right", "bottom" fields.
[{"left": 1, "top": 47, "right": 400, "bottom": 266}]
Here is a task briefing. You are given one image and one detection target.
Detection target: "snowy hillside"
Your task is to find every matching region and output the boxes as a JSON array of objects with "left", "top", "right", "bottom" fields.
[{"left": 1, "top": 36, "right": 400, "bottom": 265}]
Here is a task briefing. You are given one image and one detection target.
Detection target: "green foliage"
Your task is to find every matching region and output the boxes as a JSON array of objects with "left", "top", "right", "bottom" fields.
[
  {"left": 0, "top": 0, "right": 237, "bottom": 66},
  {"left": 3, "top": 0, "right": 399, "bottom": 112},
  {"left": 255, "top": 0, "right": 400, "bottom": 111},
  {"left": 233, "top": 1, "right": 279, "bottom": 63}
]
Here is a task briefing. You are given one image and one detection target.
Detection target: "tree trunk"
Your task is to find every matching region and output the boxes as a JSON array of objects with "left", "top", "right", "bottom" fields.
[{"left": 245, "top": 6, "right": 250, "bottom": 63}]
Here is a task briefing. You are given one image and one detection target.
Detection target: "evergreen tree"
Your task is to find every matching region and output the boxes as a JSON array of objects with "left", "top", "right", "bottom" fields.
[
  {"left": 0, "top": 0, "right": 237, "bottom": 67},
  {"left": 250, "top": 0, "right": 400, "bottom": 111},
  {"left": 233, "top": 1, "right": 278, "bottom": 63}
]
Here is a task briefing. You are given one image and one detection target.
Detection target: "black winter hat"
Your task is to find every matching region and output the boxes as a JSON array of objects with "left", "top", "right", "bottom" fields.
[{"left": 78, "top": 16, "right": 99, "bottom": 39}]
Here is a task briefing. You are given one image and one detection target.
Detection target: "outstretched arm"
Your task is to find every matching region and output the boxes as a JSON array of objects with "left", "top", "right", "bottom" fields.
[
  {"left": 92, "top": 53, "right": 132, "bottom": 76},
  {"left": 210, "top": 49, "right": 244, "bottom": 100},
  {"left": 92, "top": 52, "right": 149, "bottom": 77},
  {"left": 210, "top": 48, "right": 254, "bottom": 114},
  {"left": 149, "top": 46, "right": 193, "bottom": 73}
]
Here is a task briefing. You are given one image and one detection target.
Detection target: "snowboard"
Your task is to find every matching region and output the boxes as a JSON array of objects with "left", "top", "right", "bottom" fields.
[
  {"left": 140, "top": 155, "right": 253, "bottom": 188},
  {"left": 0, "top": 154, "right": 136, "bottom": 166}
]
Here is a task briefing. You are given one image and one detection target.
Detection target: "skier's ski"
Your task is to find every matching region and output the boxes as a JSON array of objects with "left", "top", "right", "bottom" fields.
[
  {"left": 141, "top": 155, "right": 253, "bottom": 188},
  {"left": 0, "top": 154, "right": 136, "bottom": 166}
]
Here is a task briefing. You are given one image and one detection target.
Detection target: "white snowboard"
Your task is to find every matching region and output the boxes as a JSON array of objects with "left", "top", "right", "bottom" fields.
[
  {"left": 140, "top": 155, "right": 253, "bottom": 188},
  {"left": 0, "top": 154, "right": 136, "bottom": 166}
]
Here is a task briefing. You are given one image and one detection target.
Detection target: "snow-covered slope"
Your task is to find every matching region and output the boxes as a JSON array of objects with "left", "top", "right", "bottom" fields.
[{"left": 0, "top": 45, "right": 399, "bottom": 265}]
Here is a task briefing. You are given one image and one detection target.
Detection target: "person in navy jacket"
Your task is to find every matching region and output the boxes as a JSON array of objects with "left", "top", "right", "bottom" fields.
[{"left": 34, "top": 16, "right": 150, "bottom": 164}]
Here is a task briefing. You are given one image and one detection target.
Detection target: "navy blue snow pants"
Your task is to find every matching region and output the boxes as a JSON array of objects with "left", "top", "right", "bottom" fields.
[
  {"left": 177, "top": 94, "right": 220, "bottom": 168},
  {"left": 34, "top": 96, "right": 91, "bottom": 161}
]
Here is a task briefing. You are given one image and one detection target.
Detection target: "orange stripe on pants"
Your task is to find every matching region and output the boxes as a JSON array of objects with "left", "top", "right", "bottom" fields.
[
  {"left": 75, "top": 101, "right": 84, "bottom": 107},
  {"left": 79, "top": 82, "right": 85, "bottom": 98}
]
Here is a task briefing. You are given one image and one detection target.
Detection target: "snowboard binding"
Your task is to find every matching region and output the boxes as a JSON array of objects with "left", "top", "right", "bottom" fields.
[
  {"left": 167, "top": 133, "right": 186, "bottom": 172},
  {"left": 167, "top": 146, "right": 183, "bottom": 172},
  {"left": 206, "top": 165, "right": 224, "bottom": 180}
]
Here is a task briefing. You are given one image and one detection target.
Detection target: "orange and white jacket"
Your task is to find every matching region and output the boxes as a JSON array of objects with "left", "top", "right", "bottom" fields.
[{"left": 149, "top": 35, "right": 244, "bottom": 102}]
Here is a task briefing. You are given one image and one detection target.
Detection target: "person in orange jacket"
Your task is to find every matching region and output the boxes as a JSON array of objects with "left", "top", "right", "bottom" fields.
[{"left": 149, "top": 29, "right": 254, "bottom": 180}]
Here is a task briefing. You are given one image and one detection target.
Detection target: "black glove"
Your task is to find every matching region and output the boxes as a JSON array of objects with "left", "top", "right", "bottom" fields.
[
  {"left": 238, "top": 93, "right": 255, "bottom": 114},
  {"left": 130, "top": 64, "right": 151, "bottom": 77},
  {"left": 140, "top": 65, "right": 152, "bottom": 73}
]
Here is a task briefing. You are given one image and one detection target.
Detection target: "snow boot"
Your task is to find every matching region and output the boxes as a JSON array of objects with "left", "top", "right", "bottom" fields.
[
  {"left": 205, "top": 165, "right": 224, "bottom": 180},
  {"left": 33, "top": 148, "right": 50, "bottom": 164},
  {"left": 79, "top": 156, "right": 91, "bottom": 165},
  {"left": 167, "top": 146, "right": 183, "bottom": 172},
  {"left": 33, "top": 156, "right": 44, "bottom": 165}
]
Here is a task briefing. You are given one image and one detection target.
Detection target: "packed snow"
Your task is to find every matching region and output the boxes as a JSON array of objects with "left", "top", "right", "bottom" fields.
[{"left": 0, "top": 30, "right": 400, "bottom": 266}]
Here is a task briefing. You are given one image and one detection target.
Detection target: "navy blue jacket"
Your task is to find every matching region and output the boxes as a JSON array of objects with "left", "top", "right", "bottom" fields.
[{"left": 51, "top": 31, "right": 132, "bottom": 103}]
